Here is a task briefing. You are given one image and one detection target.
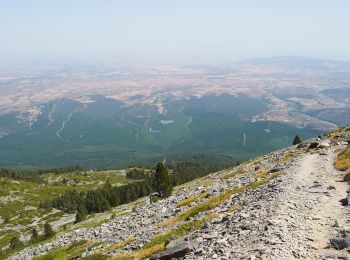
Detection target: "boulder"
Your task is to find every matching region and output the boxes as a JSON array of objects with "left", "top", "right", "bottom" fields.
[
  {"left": 308, "top": 142, "right": 319, "bottom": 149},
  {"left": 149, "top": 241, "right": 193, "bottom": 260},
  {"left": 317, "top": 140, "right": 331, "bottom": 148},
  {"left": 338, "top": 141, "right": 349, "bottom": 146},
  {"left": 330, "top": 238, "right": 350, "bottom": 250}
]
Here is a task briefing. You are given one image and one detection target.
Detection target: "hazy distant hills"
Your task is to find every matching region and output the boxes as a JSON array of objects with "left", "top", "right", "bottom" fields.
[
  {"left": 0, "top": 94, "right": 321, "bottom": 168},
  {"left": 0, "top": 57, "right": 349, "bottom": 168}
]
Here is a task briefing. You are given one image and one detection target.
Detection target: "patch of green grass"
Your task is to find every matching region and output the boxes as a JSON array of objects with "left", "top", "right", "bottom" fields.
[
  {"left": 0, "top": 231, "right": 19, "bottom": 249},
  {"left": 81, "top": 254, "right": 109, "bottom": 260},
  {"left": 0, "top": 169, "right": 135, "bottom": 250},
  {"left": 41, "top": 211, "right": 65, "bottom": 222},
  {"left": 89, "top": 241, "right": 104, "bottom": 249},
  {"left": 34, "top": 240, "right": 91, "bottom": 260}
]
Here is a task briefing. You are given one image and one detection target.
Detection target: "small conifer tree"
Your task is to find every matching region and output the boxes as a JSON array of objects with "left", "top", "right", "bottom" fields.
[
  {"left": 154, "top": 163, "right": 173, "bottom": 198},
  {"left": 293, "top": 135, "right": 302, "bottom": 145},
  {"left": 31, "top": 227, "right": 39, "bottom": 242},
  {"left": 75, "top": 202, "right": 88, "bottom": 223},
  {"left": 43, "top": 222, "right": 54, "bottom": 239}
]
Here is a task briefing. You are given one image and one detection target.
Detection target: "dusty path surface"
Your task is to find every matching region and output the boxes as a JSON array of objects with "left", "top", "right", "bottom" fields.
[
  {"left": 265, "top": 150, "right": 350, "bottom": 259},
  {"left": 185, "top": 147, "right": 350, "bottom": 260}
]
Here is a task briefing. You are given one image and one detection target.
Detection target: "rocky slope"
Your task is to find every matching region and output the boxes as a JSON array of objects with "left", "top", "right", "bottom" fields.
[{"left": 10, "top": 128, "right": 350, "bottom": 260}]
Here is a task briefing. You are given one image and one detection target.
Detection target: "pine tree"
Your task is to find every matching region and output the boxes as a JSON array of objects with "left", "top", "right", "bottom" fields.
[
  {"left": 43, "top": 222, "right": 54, "bottom": 239},
  {"left": 31, "top": 228, "right": 39, "bottom": 242},
  {"left": 154, "top": 163, "right": 172, "bottom": 198},
  {"left": 293, "top": 135, "right": 302, "bottom": 145},
  {"left": 75, "top": 202, "right": 88, "bottom": 223}
]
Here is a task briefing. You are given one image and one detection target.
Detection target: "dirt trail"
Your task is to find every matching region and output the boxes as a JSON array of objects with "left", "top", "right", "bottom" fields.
[{"left": 269, "top": 150, "right": 350, "bottom": 259}]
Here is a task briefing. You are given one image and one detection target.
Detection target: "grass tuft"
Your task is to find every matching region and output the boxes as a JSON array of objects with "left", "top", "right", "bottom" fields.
[
  {"left": 176, "top": 192, "right": 209, "bottom": 208},
  {"left": 124, "top": 213, "right": 219, "bottom": 259},
  {"left": 220, "top": 170, "right": 245, "bottom": 180},
  {"left": 335, "top": 146, "right": 350, "bottom": 171},
  {"left": 99, "top": 237, "right": 134, "bottom": 254},
  {"left": 280, "top": 153, "right": 296, "bottom": 163},
  {"left": 226, "top": 204, "right": 241, "bottom": 213},
  {"left": 254, "top": 171, "right": 269, "bottom": 179}
]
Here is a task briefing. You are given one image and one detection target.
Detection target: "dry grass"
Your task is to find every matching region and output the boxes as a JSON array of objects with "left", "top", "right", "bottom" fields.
[
  {"left": 280, "top": 153, "right": 296, "bottom": 163},
  {"left": 226, "top": 204, "right": 241, "bottom": 213},
  {"left": 114, "top": 173, "right": 284, "bottom": 260},
  {"left": 196, "top": 178, "right": 215, "bottom": 187},
  {"left": 158, "top": 173, "right": 283, "bottom": 228},
  {"left": 335, "top": 146, "right": 350, "bottom": 171},
  {"left": 157, "top": 186, "right": 244, "bottom": 227},
  {"left": 99, "top": 237, "right": 134, "bottom": 254},
  {"left": 220, "top": 170, "right": 245, "bottom": 180},
  {"left": 254, "top": 170, "right": 269, "bottom": 179},
  {"left": 176, "top": 192, "right": 209, "bottom": 208},
  {"left": 133, "top": 244, "right": 164, "bottom": 260},
  {"left": 118, "top": 213, "right": 219, "bottom": 260}
]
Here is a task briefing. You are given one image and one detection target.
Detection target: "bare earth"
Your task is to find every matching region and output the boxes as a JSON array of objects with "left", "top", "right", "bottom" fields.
[{"left": 262, "top": 149, "right": 350, "bottom": 259}]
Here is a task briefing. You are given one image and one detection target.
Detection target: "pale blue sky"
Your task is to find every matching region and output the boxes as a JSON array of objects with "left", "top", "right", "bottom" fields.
[{"left": 1, "top": 0, "right": 349, "bottom": 61}]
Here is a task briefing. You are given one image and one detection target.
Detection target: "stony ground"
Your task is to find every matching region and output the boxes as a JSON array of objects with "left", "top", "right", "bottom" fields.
[
  {"left": 185, "top": 149, "right": 350, "bottom": 260},
  {"left": 9, "top": 129, "right": 350, "bottom": 260}
]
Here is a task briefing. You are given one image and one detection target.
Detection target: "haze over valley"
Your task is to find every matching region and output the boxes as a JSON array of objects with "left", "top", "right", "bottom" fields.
[{"left": 0, "top": 57, "right": 349, "bottom": 168}]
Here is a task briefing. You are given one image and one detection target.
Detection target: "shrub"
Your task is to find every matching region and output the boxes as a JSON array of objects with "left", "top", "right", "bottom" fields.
[
  {"left": 10, "top": 237, "right": 22, "bottom": 249},
  {"left": 335, "top": 146, "right": 350, "bottom": 171}
]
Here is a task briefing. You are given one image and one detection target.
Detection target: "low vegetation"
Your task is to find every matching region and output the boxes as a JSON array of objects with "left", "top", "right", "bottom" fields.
[
  {"left": 220, "top": 170, "right": 245, "bottom": 180},
  {"left": 159, "top": 173, "right": 281, "bottom": 228},
  {"left": 335, "top": 145, "right": 350, "bottom": 171},
  {"left": 292, "top": 135, "right": 302, "bottom": 145},
  {"left": 121, "top": 213, "right": 219, "bottom": 260},
  {"left": 0, "top": 165, "right": 84, "bottom": 184},
  {"left": 99, "top": 237, "right": 134, "bottom": 254},
  {"left": 280, "top": 153, "right": 296, "bottom": 163},
  {"left": 254, "top": 170, "right": 269, "bottom": 179},
  {"left": 176, "top": 191, "right": 209, "bottom": 208},
  {"left": 34, "top": 240, "right": 91, "bottom": 260}
]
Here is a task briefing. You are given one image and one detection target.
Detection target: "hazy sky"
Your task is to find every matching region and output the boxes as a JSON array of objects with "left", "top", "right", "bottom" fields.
[{"left": 1, "top": 0, "right": 350, "bottom": 61}]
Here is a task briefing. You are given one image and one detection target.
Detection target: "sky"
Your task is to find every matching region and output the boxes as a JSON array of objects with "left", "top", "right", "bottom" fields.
[{"left": 1, "top": 0, "right": 350, "bottom": 61}]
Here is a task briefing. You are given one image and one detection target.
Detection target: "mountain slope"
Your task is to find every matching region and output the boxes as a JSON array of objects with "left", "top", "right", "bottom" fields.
[{"left": 8, "top": 127, "right": 350, "bottom": 260}]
